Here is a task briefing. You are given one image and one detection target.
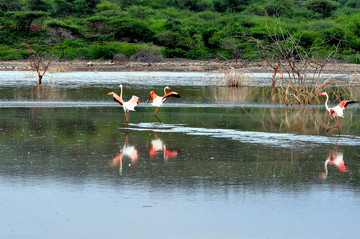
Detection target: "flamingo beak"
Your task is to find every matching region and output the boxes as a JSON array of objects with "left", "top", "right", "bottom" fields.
[
  {"left": 147, "top": 95, "right": 151, "bottom": 103},
  {"left": 107, "top": 92, "right": 112, "bottom": 95},
  {"left": 319, "top": 93, "right": 323, "bottom": 96}
]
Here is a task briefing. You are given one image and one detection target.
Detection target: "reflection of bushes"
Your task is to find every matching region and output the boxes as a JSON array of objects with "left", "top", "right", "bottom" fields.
[{"left": 260, "top": 107, "right": 358, "bottom": 135}]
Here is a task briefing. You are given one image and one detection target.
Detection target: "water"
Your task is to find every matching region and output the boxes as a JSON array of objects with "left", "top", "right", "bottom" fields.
[{"left": 0, "top": 71, "right": 359, "bottom": 239}]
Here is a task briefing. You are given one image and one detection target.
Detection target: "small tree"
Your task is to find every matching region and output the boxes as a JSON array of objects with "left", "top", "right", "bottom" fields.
[{"left": 28, "top": 45, "right": 52, "bottom": 84}]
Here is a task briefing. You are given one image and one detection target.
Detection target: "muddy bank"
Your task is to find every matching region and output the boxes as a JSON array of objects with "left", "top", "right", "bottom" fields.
[{"left": 0, "top": 59, "right": 359, "bottom": 74}]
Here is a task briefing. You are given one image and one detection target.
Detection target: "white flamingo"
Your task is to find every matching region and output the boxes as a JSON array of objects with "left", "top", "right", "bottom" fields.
[{"left": 108, "top": 84, "right": 142, "bottom": 124}]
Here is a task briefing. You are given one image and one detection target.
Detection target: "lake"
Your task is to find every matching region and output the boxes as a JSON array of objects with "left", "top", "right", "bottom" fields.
[{"left": 0, "top": 71, "right": 359, "bottom": 239}]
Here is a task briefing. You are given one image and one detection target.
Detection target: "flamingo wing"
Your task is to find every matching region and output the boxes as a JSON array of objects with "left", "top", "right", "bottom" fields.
[
  {"left": 109, "top": 92, "right": 124, "bottom": 105},
  {"left": 163, "top": 91, "right": 181, "bottom": 99},
  {"left": 338, "top": 100, "right": 358, "bottom": 109},
  {"left": 113, "top": 97, "right": 123, "bottom": 105}
]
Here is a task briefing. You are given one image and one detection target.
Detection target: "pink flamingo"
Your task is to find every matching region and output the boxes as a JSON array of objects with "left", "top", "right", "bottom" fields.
[
  {"left": 147, "top": 86, "right": 180, "bottom": 123},
  {"left": 320, "top": 92, "right": 358, "bottom": 136}
]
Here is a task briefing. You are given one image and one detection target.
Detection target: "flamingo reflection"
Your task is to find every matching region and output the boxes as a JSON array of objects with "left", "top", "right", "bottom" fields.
[
  {"left": 148, "top": 132, "right": 178, "bottom": 161},
  {"left": 112, "top": 132, "right": 138, "bottom": 174},
  {"left": 319, "top": 144, "right": 347, "bottom": 179}
]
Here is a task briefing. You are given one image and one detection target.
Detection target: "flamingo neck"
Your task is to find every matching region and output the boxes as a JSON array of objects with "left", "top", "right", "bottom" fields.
[
  {"left": 164, "top": 87, "right": 168, "bottom": 95},
  {"left": 120, "top": 85, "right": 123, "bottom": 99},
  {"left": 324, "top": 93, "right": 330, "bottom": 113}
]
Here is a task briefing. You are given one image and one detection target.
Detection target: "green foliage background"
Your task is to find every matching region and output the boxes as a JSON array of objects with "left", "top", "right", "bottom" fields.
[{"left": 1, "top": 0, "right": 360, "bottom": 62}]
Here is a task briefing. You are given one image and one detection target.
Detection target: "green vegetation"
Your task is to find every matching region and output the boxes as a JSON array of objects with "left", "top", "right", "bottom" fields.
[{"left": 1, "top": 0, "right": 360, "bottom": 62}]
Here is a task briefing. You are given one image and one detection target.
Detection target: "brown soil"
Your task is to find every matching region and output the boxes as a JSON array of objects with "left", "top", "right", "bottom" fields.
[{"left": 0, "top": 59, "right": 359, "bottom": 74}]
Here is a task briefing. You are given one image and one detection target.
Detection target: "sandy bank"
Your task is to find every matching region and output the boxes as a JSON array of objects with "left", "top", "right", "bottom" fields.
[{"left": 0, "top": 59, "right": 359, "bottom": 74}]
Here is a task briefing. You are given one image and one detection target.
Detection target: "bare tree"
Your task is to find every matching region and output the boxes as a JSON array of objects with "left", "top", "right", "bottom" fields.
[
  {"left": 253, "top": 21, "right": 342, "bottom": 105},
  {"left": 28, "top": 45, "right": 52, "bottom": 84}
]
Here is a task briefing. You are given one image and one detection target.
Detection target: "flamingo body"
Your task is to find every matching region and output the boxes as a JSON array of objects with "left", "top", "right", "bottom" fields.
[
  {"left": 149, "top": 91, "right": 165, "bottom": 107},
  {"left": 123, "top": 95, "right": 141, "bottom": 111}
]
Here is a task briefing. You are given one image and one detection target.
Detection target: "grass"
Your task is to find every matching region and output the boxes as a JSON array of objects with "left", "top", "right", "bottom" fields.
[{"left": 215, "top": 67, "right": 257, "bottom": 87}]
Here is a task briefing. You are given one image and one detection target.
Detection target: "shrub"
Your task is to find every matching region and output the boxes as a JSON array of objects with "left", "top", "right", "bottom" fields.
[
  {"left": 51, "top": 39, "right": 87, "bottom": 59},
  {"left": 114, "top": 18, "right": 155, "bottom": 42},
  {"left": 129, "top": 43, "right": 163, "bottom": 62},
  {"left": 304, "top": 0, "right": 339, "bottom": 18},
  {"left": 85, "top": 41, "right": 137, "bottom": 59},
  {"left": 162, "top": 48, "right": 187, "bottom": 58},
  {"left": 0, "top": 45, "right": 28, "bottom": 60},
  {"left": 113, "top": 53, "right": 127, "bottom": 62}
]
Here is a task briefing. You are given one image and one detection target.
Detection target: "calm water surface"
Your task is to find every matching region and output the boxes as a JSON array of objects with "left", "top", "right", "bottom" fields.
[{"left": 0, "top": 71, "right": 359, "bottom": 239}]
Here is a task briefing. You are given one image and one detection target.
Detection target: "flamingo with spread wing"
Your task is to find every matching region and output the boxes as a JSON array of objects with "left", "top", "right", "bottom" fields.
[
  {"left": 320, "top": 92, "right": 358, "bottom": 136},
  {"left": 108, "top": 84, "right": 142, "bottom": 124},
  {"left": 147, "top": 86, "right": 181, "bottom": 123}
]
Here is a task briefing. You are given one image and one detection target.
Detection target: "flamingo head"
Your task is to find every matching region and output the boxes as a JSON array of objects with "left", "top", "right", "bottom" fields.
[
  {"left": 165, "top": 86, "right": 171, "bottom": 91},
  {"left": 319, "top": 92, "right": 326, "bottom": 97},
  {"left": 147, "top": 91, "right": 155, "bottom": 103},
  {"left": 130, "top": 95, "right": 142, "bottom": 104}
]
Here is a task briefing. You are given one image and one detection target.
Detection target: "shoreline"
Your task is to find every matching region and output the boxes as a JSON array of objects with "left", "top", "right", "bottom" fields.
[{"left": 0, "top": 59, "right": 359, "bottom": 74}]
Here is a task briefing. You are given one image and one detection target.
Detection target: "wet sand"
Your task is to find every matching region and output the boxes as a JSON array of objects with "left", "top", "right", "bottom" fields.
[{"left": 0, "top": 59, "right": 359, "bottom": 74}]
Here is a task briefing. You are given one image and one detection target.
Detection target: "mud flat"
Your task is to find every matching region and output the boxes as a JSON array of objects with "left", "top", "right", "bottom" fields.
[{"left": 0, "top": 59, "right": 359, "bottom": 74}]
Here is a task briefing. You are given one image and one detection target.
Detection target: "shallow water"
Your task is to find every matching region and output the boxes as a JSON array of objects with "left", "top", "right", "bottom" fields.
[{"left": 0, "top": 71, "right": 359, "bottom": 239}]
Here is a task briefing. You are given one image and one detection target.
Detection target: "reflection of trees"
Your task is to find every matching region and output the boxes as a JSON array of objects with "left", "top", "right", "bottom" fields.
[
  {"left": 13, "top": 84, "right": 67, "bottom": 119},
  {"left": 13, "top": 84, "right": 67, "bottom": 101},
  {"left": 202, "top": 86, "right": 269, "bottom": 104}
]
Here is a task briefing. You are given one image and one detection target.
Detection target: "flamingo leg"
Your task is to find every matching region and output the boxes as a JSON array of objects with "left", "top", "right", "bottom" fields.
[
  {"left": 122, "top": 111, "right": 129, "bottom": 128},
  {"left": 151, "top": 108, "right": 162, "bottom": 123},
  {"left": 326, "top": 118, "right": 341, "bottom": 136},
  {"left": 125, "top": 111, "right": 129, "bottom": 123}
]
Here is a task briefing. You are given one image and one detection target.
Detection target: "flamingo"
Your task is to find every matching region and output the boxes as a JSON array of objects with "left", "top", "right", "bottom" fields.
[
  {"left": 108, "top": 84, "right": 142, "bottom": 124},
  {"left": 319, "top": 144, "right": 347, "bottom": 179},
  {"left": 147, "top": 86, "right": 181, "bottom": 123},
  {"left": 319, "top": 92, "right": 358, "bottom": 136}
]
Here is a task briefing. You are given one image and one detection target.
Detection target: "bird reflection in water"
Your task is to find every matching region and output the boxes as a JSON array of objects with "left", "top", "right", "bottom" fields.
[
  {"left": 319, "top": 143, "right": 347, "bottom": 179},
  {"left": 112, "top": 132, "right": 138, "bottom": 175},
  {"left": 148, "top": 131, "right": 178, "bottom": 161}
]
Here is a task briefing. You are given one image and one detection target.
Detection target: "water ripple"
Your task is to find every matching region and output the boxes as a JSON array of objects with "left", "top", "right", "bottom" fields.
[{"left": 128, "top": 123, "right": 360, "bottom": 147}]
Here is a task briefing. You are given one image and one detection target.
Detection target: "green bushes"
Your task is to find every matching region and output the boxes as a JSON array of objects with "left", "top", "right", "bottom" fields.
[
  {"left": 1, "top": 0, "right": 360, "bottom": 62},
  {"left": 0, "top": 45, "right": 28, "bottom": 60}
]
